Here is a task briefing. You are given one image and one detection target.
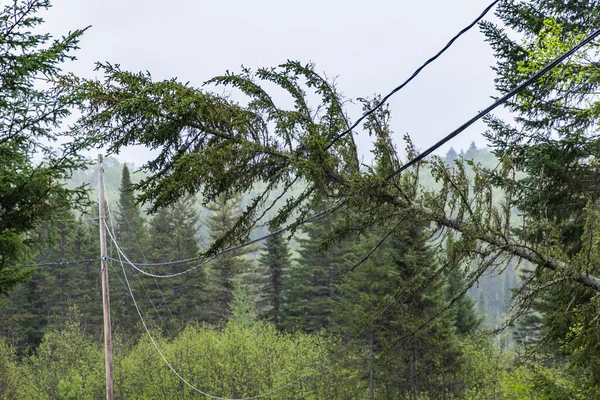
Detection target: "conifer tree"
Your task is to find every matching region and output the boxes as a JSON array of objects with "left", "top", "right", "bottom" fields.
[
  {"left": 480, "top": 1, "right": 600, "bottom": 382},
  {"left": 111, "top": 165, "right": 152, "bottom": 335},
  {"left": 447, "top": 264, "right": 482, "bottom": 336},
  {"left": 281, "top": 213, "right": 347, "bottom": 333},
  {"left": 204, "top": 195, "right": 255, "bottom": 324},
  {"left": 0, "top": 0, "right": 89, "bottom": 294},
  {"left": 334, "top": 226, "right": 460, "bottom": 398},
  {"left": 148, "top": 196, "right": 204, "bottom": 325},
  {"left": 257, "top": 226, "right": 290, "bottom": 326},
  {"left": 115, "top": 165, "right": 149, "bottom": 260},
  {"left": 445, "top": 147, "right": 459, "bottom": 165}
]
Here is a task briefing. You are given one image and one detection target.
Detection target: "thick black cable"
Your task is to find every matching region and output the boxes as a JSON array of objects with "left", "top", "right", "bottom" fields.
[
  {"left": 106, "top": 24, "right": 600, "bottom": 274},
  {"left": 325, "top": 0, "right": 501, "bottom": 150},
  {"left": 385, "top": 26, "right": 600, "bottom": 181}
]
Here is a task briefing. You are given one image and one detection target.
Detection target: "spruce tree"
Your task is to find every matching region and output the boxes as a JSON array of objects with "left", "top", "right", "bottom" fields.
[
  {"left": 148, "top": 196, "right": 204, "bottom": 325},
  {"left": 445, "top": 147, "right": 459, "bottom": 165},
  {"left": 480, "top": 0, "right": 600, "bottom": 382},
  {"left": 115, "top": 165, "right": 149, "bottom": 261},
  {"left": 333, "top": 226, "right": 461, "bottom": 398},
  {"left": 257, "top": 226, "right": 290, "bottom": 326},
  {"left": 281, "top": 213, "right": 347, "bottom": 333},
  {"left": 204, "top": 194, "right": 255, "bottom": 324},
  {"left": 0, "top": 0, "right": 89, "bottom": 294},
  {"left": 447, "top": 264, "right": 482, "bottom": 336},
  {"left": 111, "top": 165, "right": 152, "bottom": 336}
]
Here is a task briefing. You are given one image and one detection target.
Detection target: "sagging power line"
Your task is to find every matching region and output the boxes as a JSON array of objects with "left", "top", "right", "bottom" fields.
[
  {"left": 105, "top": 209, "right": 446, "bottom": 400},
  {"left": 105, "top": 24, "right": 600, "bottom": 280},
  {"left": 325, "top": 0, "right": 501, "bottom": 150}
]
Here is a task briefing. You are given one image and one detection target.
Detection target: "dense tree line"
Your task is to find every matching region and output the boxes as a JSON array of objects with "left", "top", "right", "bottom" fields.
[
  {"left": 0, "top": 162, "right": 488, "bottom": 398},
  {"left": 3, "top": 0, "right": 600, "bottom": 398}
]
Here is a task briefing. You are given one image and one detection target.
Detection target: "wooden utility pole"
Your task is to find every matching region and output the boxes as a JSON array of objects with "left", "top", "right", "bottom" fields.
[{"left": 98, "top": 155, "right": 114, "bottom": 400}]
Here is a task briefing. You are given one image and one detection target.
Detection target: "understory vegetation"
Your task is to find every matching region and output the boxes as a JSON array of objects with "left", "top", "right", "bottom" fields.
[{"left": 2, "top": 312, "right": 596, "bottom": 399}]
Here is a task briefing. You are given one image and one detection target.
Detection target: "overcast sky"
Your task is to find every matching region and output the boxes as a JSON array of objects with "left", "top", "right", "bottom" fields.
[{"left": 43, "top": 0, "right": 501, "bottom": 167}]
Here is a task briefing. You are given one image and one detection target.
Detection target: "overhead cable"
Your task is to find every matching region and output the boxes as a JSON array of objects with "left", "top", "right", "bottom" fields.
[
  {"left": 107, "top": 215, "right": 426, "bottom": 400},
  {"left": 325, "top": 0, "right": 501, "bottom": 150},
  {"left": 105, "top": 178, "right": 176, "bottom": 332},
  {"left": 104, "top": 188, "right": 174, "bottom": 339},
  {"left": 103, "top": 208, "right": 331, "bottom": 277},
  {"left": 19, "top": 258, "right": 98, "bottom": 268},
  {"left": 104, "top": 25, "right": 600, "bottom": 278},
  {"left": 385, "top": 26, "right": 600, "bottom": 181}
]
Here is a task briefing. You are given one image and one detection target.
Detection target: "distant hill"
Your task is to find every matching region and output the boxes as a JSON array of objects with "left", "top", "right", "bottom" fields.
[{"left": 67, "top": 146, "right": 522, "bottom": 334}]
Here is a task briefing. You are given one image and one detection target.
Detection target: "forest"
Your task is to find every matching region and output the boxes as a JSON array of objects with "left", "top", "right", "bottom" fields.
[{"left": 1, "top": 0, "right": 600, "bottom": 399}]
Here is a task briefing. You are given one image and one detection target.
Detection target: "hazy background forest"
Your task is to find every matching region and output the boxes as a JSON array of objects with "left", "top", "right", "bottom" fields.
[{"left": 0, "top": 146, "right": 547, "bottom": 399}]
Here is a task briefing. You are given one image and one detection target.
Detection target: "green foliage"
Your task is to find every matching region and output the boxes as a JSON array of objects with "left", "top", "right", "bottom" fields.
[
  {"left": 204, "top": 194, "right": 257, "bottom": 324},
  {"left": 0, "top": 210, "right": 102, "bottom": 352},
  {"left": 16, "top": 309, "right": 105, "bottom": 400},
  {"left": 447, "top": 263, "right": 482, "bottom": 336},
  {"left": 73, "top": 61, "right": 361, "bottom": 258},
  {"left": 0, "top": 317, "right": 365, "bottom": 399},
  {"left": 0, "top": 0, "right": 90, "bottom": 294},
  {"left": 148, "top": 195, "right": 205, "bottom": 327},
  {"left": 457, "top": 336, "right": 600, "bottom": 400},
  {"left": 109, "top": 165, "right": 154, "bottom": 336},
  {"left": 117, "top": 321, "right": 364, "bottom": 399},
  {"left": 281, "top": 208, "right": 348, "bottom": 333},
  {"left": 115, "top": 165, "right": 149, "bottom": 260},
  {"left": 0, "top": 338, "right": 21, "bottom": 400},
  {"left": 257, "top": 225, "right": 291, "bottom": 326},
  {"left": 333, "top": 226, "right": 464, "bottom": 399},
  {"left": 480, "top": 0, "right": 600, "bottom": 389},
  {"left": 230, "top": 282, "right": 258, "bottom": 329}
]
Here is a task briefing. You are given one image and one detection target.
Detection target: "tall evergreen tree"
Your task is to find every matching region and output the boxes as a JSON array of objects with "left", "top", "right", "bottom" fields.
[
  {"left": 257, "top": 225, "right": 290, "bottom": 326},
  {"left": 334, "top": 227, "right": 461, "bottom": 399},
  {"left": 115, "top": 165, "right": 149, "bottom": 260},
  {"left": 204, "top": 195, "right": 255, "bottom": 324},
  {"left": 481, "top": 0, "right": 600, "bottom": 383},
  {"left": 445, "top": 147, "right": 459, "bottom": 165},
  {"left": 111, "top": 165, "right": 152, "bottom": 336},
  {"left": 0, "top": 0, "right": 89, "bottom": 294},
  {"left": 447, "top": 263, "right": 482, "bottom": 336},
  {"left": 148, "top": 196, "right": 205, "bottom": 326},
  {"left": 281, "top": 212, "right": 347, "bottom": 333}
]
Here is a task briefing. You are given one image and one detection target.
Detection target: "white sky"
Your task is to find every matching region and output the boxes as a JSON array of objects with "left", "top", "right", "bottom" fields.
[{"left": 43, "top": 0, "right": 501, "bottom": 167}]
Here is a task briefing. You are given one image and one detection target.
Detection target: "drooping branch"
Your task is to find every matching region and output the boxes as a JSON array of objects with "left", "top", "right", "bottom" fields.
[{"left": 417, "top": 206, "right": 600, "bottom": 292}]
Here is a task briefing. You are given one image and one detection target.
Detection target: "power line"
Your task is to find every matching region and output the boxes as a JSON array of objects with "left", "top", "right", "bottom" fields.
[
  {"left": 104, "top": 208, "right": 333, "bottom": 277},
  {"left": 104, "top": 185, "right": 174, "bottom": 339},
  {"left": 325, "top": 0, "right": 501, "bottom": 150},
  {"left": 18, "top": 258, "right": 98, "bottom": 268},
  {"left": 104, "top": 25, "right": 600, "bottom": 279},
  {"left": 106, "top": 213, "right": 435, "bottom": 399},
  {"left": 105, "top": 178, "right": 177, "bottom": 334},
  {"left": 385, "top": 26, "right": 600, "bottom": 181}
]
